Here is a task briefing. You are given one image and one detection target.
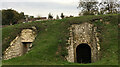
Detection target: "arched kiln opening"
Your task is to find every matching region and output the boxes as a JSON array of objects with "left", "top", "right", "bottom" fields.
[
  {"left": 66, "top": 23, "right": 100, "bottom": 63},
  {"left": 76, "top": 43, "right": 91, "bottom": 63}
]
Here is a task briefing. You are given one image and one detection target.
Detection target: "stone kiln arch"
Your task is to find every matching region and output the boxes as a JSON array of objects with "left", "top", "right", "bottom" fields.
[{"left": 66, "top": 23, "right": 100, "bottom": 63}]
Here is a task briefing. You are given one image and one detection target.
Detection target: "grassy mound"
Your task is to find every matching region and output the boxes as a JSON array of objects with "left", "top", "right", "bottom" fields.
[{"left": 2, "top": 14, "right": 119, "bottom": 65}]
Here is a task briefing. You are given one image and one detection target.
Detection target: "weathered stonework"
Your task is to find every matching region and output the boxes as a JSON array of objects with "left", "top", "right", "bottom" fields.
[
  {"left": 66, "top": 22, "right": 100, "bottom": 63},
  {"left": 21, "top": 29, "right": 36, "bottom": 42},
  {"left": 3, "top": 27, "right": 37, "bottom": 60}
]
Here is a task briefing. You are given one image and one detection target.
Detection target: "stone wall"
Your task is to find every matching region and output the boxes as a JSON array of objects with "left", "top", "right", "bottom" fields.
[
  {"left": 66, "top": 22, "right": 100, "bottom": 63},
  {"left": 3, "top": 36, "right": 23, "bottom": 60},
  {"left": 21, "top": 29, "right": 36, "bottom": 42},
  {"left": 3, "top": 27, "right": 37, "bottom": 60}
]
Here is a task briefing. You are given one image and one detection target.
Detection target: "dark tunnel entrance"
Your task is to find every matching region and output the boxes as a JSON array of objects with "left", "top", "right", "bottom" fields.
[
  {"left": 22, "top": 42, "right": 32, "bottom": 54},
  {"left": 76, "top": 43, "right": 91, "bottom": 63}
]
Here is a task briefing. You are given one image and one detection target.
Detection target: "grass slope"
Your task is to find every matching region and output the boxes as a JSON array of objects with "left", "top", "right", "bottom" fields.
[{"left": 2, "top": 14, "right": 119, "bottom": 65}]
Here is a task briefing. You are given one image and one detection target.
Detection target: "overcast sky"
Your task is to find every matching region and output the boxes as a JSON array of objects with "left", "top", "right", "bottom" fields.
[
  {"left": 0, "top": 0, "right": 80, "bottom": 18},
  {"left": 1, "top": 0, "right": 120, "bottom": 18}
]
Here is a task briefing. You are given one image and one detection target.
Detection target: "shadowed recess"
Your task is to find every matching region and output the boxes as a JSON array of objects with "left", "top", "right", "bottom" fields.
[{"left": 76, "top": 43, "right": 91, "bottom": 63}]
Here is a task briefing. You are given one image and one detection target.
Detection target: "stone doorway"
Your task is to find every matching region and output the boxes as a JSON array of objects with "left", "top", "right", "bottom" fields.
[
  {"left": 76, "top": 43, "right": 91, "bottom": 63},
  {"left": 22, "top": 42, "right": 32, "bottom": 54},
  {"left": 66, "top": 23, "right": 100, "bottom": 63}
]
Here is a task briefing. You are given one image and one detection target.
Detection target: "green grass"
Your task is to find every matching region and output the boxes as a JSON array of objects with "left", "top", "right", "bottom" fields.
[
  {"left": 90, "top": 18, "right": 118, "bottom": 65},
  {"left": 2, "top": 14, "right": 119, "bottom": 65}
]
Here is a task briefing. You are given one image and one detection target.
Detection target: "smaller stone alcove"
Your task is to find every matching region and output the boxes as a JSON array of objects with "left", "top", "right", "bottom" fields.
[{"left": 3, "top": 27, "right": 37, "bottom": 60}]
